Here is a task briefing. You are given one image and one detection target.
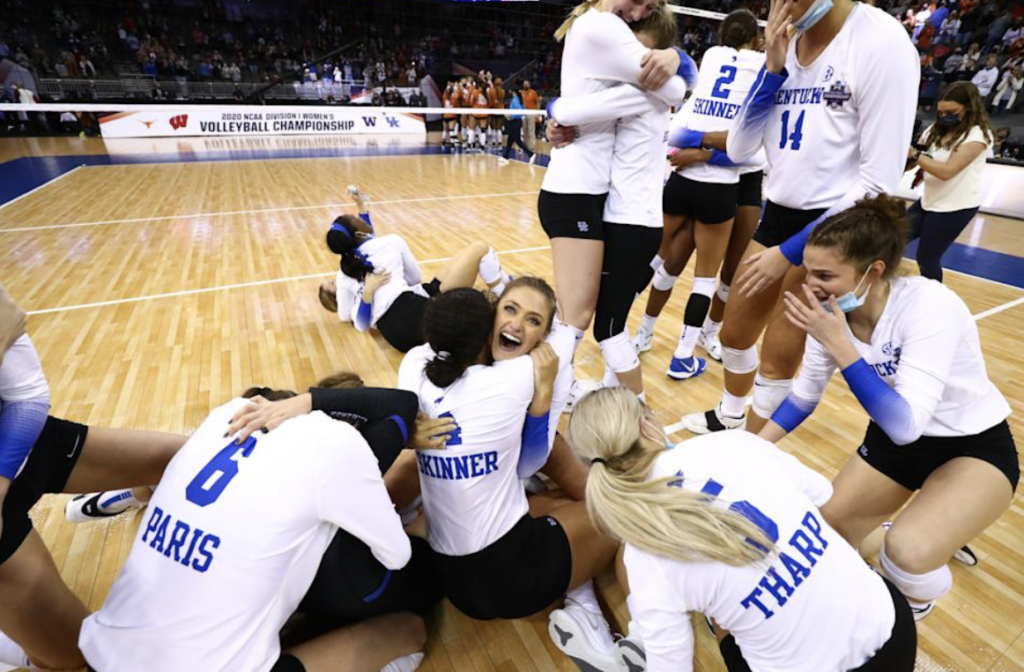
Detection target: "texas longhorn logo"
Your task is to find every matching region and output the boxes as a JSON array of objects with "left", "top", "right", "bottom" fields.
[{"left": 170, "top": 114, "right": 189, "bottom": 130}]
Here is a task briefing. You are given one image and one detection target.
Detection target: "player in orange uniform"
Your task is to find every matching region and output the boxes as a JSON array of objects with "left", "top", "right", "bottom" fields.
[
  {"left": 471, "top": 77, "right": 490, "bottom": 153},
  {"left": 442, "top": 81, "right": 460, "bottom": 147}
]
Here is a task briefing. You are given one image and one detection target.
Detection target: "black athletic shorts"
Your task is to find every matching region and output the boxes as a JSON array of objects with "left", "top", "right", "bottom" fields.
[
  {"left": 300, "top": 534, "right": 442, "bottom": 624},
  {"left": 720, "top": 574, "right": 916, "bottom": 672},
  {"left": 537, "top": 190, "right": 607, "bottom": 241},
  {"left": 662, "top": 173, "right": 737, "bottom": 225},
  {"left": 375, "top": 278, "right": 442, "bottom": 354},
  {"left": 737, "top": 171, "right": 764, "bottom": 209},
  {"left": 435, "top": 514, "right": 572, "bottom": 620},
  {"left": 93, "top": 655, "right": 306, "bottom": 672},
  {"left": 0, "top": 416, "right": 88, "bottom": 566},
  {"left": 751, "top": 200, "right": 828, "bottom": 249},
  {"left": 858, "top": 420, "right": 1019, "bottom": 492}
]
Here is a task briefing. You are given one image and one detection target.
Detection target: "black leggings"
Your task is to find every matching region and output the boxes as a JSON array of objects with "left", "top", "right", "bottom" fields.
[
  {"left": 503, "top": 118, "right": 533, "bottom": 159},
  {"left": 593, "top": 223, "right": 662, "bottom": 342},
  {"left": 719, "top": 575, "right": 916, "bottom": 672},
  {"left": 907, "top": 199, "right": 979, "bottom": 283}
]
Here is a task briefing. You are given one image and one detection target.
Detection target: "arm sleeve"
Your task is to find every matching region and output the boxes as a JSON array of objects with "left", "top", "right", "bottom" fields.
[
  {"left": 398, "top": 237, "right": 423, "bottom": 286},
  {"left": 726, "top": 66, "right": 789, "bottom": 163},
  {"left": 770, "top": 336, "right": 837, "bottom": 433},
  {"left": 583, "top": 16, "right": 689, "bottom": 107},
  {"left": 0, "top": 335, "right": 50, "bottom": 479},
  {"left": 840, "top": 295, "right": 967, "bottom": 446},
  {"left": 548, "top": 84, "right": 674, "bottom": 127},
  {"left": 353, "top": 295, "right": 373, "bottom": 332},
  {"left": 310, "top": 387, "right": 419, "bottom": 473},
  {"left": 517, "top": 411, "right": 551, "bottom": 479},
  {"left": 318, "top": 439, "right": 412, "bottom": 570},
  {"left": 779, "top": 38, "right": 920, "bottom": 265}
]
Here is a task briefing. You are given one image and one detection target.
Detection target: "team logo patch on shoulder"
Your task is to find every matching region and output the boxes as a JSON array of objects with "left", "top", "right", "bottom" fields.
[{"left": 824, "top": 81, "right": 851, "bottom": 109}]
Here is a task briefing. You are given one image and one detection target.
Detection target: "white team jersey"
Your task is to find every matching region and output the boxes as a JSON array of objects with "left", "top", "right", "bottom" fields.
[
  {"left": 397, "top": 323, "right": 576, "bottom": 556},
  {"left": 542, "top": 9, "right": 687, "bottom": 196},
  {"left": 729, "top": 3, "right": 919, "bottom": 211},
  {"left": 604, "top": 98, "right": 671, "bottom": 228},
  {"left": 335, "top": 234, "right": 425, "bottom": 327},
  {"left": 0, "top": 334, "right": 48, "bottom": 403},
  {"left": 791, "top": 276, "right": 1010, "bottom": 441},
  {"left": 678, "top": 47, "right": 765, "bottom": 184},
  {"left": 626, "top": 433, "right": 894, "bottom": 672},
  {"left": 80, "top": 399, "right": 411, "bottom": 672}
]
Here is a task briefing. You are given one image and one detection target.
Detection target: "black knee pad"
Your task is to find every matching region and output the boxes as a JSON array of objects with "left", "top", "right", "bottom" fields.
[{"left": 683, "top": 292, "right": 712, "bottom": 327}]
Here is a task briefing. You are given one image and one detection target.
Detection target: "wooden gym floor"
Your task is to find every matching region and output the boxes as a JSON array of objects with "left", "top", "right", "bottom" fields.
[{"left": 0, "top": 135, "right": 1022, "bottom": 672}]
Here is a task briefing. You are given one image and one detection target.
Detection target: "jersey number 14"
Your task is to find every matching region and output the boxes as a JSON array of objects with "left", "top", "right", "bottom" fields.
[{"left": 779, "top": 110, "right": 805, "bottom": 151}]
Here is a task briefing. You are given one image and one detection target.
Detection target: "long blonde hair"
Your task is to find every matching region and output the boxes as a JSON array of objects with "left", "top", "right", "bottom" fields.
[
  {"left": 555, "top": 0, "right": 601, "bottom": 42},
  {"left": 567, "top": 387, "right": 773, "bottom": 566}
]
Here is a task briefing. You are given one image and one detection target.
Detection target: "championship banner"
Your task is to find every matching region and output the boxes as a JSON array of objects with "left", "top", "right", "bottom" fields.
[{"left": 98, "top": 105, "right": 426, "bottom": 139}]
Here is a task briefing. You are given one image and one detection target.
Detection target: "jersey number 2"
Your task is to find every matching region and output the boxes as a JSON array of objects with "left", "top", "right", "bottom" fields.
[
  {"left": 711, "top": 65, "right": 738, "bottom": 99},
  {"left": 185, "top": 435, "right": 257, "bottom": 507},
  {"left": 779, "top": 110, "right": 805, "bottom": 151}
]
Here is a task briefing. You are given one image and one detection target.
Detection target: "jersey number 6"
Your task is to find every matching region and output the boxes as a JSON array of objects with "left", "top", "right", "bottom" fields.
[{"left": 185, "top": 435, "right": 258, "bottom": 507}]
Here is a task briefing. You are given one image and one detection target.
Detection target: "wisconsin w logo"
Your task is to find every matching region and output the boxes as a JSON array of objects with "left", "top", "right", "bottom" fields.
[{"left": 169, "top": 114, "right": 189, "bottom": 130}]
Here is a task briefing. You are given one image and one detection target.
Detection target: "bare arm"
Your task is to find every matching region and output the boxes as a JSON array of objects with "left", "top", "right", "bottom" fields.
[{"left": 917, "top": 141, "right": 987, "bottom": 181}]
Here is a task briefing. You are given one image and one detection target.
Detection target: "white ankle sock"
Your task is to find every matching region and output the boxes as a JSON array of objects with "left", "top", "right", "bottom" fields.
[
  {"left": 0, "top": 632, "right": 31, "bottom": 668},
  {"left": 566, "top": 580, "right": 601, "bottom": 615},
  {"left": 702, "top": 318, "right": 721, "bottom": 336},
  {"left": 720, "top": 390, "right": 746, "bottom": 418},
  {"left": 640, "top": 313, "right": 657, "bottom": 333}
]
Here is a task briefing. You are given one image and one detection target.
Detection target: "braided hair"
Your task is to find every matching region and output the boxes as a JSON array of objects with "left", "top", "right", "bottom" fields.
[
  {"left": 423, "top": 288, "right": 495, "bottom": 388},
  {"left": 326, "top": 215, "right": 375, "bottom": 282}
]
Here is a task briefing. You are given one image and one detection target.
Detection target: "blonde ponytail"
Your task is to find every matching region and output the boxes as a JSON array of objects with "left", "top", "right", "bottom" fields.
[
  {"left": 567, "top": 387, "right": 774, "bottom": 567},
  {"left": 555, "top": 0, "right": 601, "bottom": 42}
]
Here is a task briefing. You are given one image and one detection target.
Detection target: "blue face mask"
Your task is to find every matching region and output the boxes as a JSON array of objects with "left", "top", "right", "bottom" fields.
[
  {"left": 823, "top": 267, "right": 872, "bottom": 314},
  {"left": 793, "top": 0, "right": 834, "bottom": 33},
  {"left": 664, "top": 438, "right": 678, "bottom": 450}
]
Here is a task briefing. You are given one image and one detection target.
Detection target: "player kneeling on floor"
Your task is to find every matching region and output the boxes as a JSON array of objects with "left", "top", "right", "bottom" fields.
[
  {"left": 79, "top": 389, "right": 427, "bottom": 672},
  {"left": 567, "top": 386, "right": 918, "bottom": 672}
]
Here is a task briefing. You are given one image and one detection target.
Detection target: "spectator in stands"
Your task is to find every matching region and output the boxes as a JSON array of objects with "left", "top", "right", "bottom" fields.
[
  {"left": 984, "top": 12, "right": 1013, "bottom": 54},
  {"left": 1003, "top": 19, "right": 1024, "bottom": 52},
  {"left": 519, "top": 79, "right": 540, "bottom": 152},
  {"left": 992, "top": 66, "right": 1024, "bottom": 115},
  {"left": 944, "top": 47, "right": 965, "bottom": 80},
  {"left": 938, "top": 10, "right": 960, "bottom": 44},
  {"left": 59, "top": 110, "right": 78, "bottom": 134},
  {"left": 920, "top": 54, "right": 943, "bottom": 110},
  {"left": 971, "top": 56, "right": 1000, "bottom": 97}
]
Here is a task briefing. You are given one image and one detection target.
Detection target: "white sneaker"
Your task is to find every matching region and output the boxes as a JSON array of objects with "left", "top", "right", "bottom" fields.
[
  {"left": 380, "top": 652, "right": 424, "bottom": 672},
  {"left": 697, "top": 330, "right": 722, "bottom": 362},
  {"left": 65, "top": 489, "right": 144, "bottom": 524},
  {"left": 528, "top": 153, "right": 538, "bottom": 165},
  {"left": 615, "top": 637, "right": 646, "bottom": 672},
  {"left": 954, "top": 544, "right": 978, "bottom": 566},
  {"left": 679, "top": 404, "right": 745, "bottom": 435},
  {"left": 563, "top": 379, "right": 604, "bottom": 414},
  {"left": 497, "top": 157, "right": 510, "bottom": 166},
  {"left": 548, "top": 601, "right": 619, "bottom": 672},
  {"left": 911, "top": 602, "right": 935, "bottom": 622},
  {"left": 631, "top": 327, "right": 653, "bottom": 354}
]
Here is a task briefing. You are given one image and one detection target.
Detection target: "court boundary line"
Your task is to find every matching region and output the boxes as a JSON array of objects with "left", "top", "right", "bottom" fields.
[
  {"left": 0, "top": 188, "right": 539, "bottom": 233},
  {"left": 24, "top": 245, "right": 551, "bottom": 316},
  {"left": 0, "top": 165, "right": 84, "bottom": 213}
]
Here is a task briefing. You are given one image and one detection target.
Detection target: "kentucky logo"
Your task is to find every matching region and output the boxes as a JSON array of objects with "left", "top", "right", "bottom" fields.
[
  {"left": 169, "top": 114, "right": 189, "bottom": 130},
  {"left": 384, "top": 115, "right": 400, "bottom": 129},
  {"left": 823, "top": 81, "right": 851, "bottom": 109},
  {"left": 881, "top": 341, "right": 902, "bottom": 363}
]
